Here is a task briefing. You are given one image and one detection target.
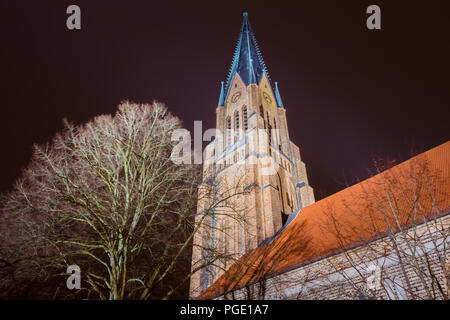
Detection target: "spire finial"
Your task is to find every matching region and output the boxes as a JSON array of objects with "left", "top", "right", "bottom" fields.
[{"left": 242, "top": 12, "right": 249, "bottom": 26}]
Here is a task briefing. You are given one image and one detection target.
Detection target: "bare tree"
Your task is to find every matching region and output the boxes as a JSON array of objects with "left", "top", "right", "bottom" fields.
[{"left": 0, "top": 101, "right": 239, "bottom": 300}]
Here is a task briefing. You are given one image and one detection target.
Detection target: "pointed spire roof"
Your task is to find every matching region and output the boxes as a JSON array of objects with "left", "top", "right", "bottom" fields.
[
  {"left": 223, "top": 12, "right": 273, "bottom": 102},
  {"left": 274, "top": 82, "right": 284, "bottom": 108},
  {"left": 217, "top": 81, "right": 225, "bottom": 107}
]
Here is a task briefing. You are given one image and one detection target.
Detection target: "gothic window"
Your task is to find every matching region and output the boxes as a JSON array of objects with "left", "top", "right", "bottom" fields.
[
  {"left": 227, "top": 116, "right": 232, "bottom": 146},
  {"left": 273, "top": 118, "right": 278, "bottom": 146},
  {"left": 260, "top": 106, "right": 266, "bottom": 129},
  {"left": 235, "top": 111, "right": 240, "bottom": 140},
  {"left": 242, "top": 105, "right": 248, "bottom": 130},
  {"left": 285, "top": 192, "right": 294, "bottom": 208}
]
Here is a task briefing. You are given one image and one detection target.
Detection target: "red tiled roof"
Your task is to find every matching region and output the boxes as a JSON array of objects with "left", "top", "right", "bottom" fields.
[{"left": 198, "top": 141, "right": 450, "bottom": 299}]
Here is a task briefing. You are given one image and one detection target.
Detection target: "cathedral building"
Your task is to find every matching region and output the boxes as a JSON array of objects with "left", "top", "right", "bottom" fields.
[
  {"left": 189, "top": 12, "right": 315, "bottom": 298},
  {"left": 190, "top": 13, "right": 449, "bottom": 300}
]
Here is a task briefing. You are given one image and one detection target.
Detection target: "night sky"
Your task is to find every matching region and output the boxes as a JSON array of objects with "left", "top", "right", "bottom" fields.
[{"left": 1, "top": 1, "right": 449, "bottom": 200}]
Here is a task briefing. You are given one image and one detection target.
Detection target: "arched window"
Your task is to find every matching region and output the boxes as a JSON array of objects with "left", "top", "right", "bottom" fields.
[
  {"left": 273, "top": 118, "right": 278, "bottom": 147},
  {"left": 235, "top": 111, "right": 240, "bottom": 140},
  {"left": 242, "top": 105, "right": 248, "bottom": 130}
]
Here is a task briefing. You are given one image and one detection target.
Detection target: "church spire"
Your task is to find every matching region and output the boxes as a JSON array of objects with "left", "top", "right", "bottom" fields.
[{"left": 223, "top": 12, "right": 272, "bottom": 102}]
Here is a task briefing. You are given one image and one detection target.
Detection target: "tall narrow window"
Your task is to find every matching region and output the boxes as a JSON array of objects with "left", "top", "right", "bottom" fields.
[
  {"left": 242, "top": 105, "right": 248, "bottom": 130},
  {"left": 260, "top": 106, "right": 265, "bottom": 129},
  {"left": 227, "top": 116, "right": 232, "bottom": 146},
  {"left": 235, "top": 111, "right": 240, "bottom": 140},
  {"left": 273, "top": 118, "right": 278, "bottom": 148},
  {"left": 267, "top": 112, "right": 272, "bottom": 147}
]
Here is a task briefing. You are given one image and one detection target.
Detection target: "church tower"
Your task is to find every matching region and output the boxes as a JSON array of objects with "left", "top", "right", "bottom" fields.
[{"left": 189, "top": 12, "right": 315, "bottom": 298}]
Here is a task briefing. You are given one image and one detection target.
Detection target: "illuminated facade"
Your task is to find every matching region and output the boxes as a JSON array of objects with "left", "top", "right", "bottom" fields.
[{"left": 189, "top": 12, "right": 315, "bottom": 298}]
